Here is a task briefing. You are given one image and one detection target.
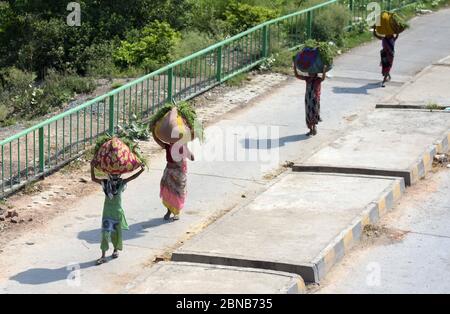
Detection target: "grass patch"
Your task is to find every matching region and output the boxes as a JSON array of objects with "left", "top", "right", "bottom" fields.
[
  {"left": 426, "top": 101, "right": 444, "bottom": 111},
  {"left": 226, "top": 73, "right": 251, "bottom": 87},
  {"left": 110, "top": 81, "right": 124, "bottom": 90}
]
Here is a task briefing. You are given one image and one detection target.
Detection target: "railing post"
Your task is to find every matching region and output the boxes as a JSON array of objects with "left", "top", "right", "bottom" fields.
[
  {"left": 167, "top": 67, "right": 174, "bottom": 103},
  {"left": 262, "top": 25, "right": 269, "bottom": 58},
  {"left": 348, "top": 0, "right": 354, "bottom": 29},
  {"left": 307, "top": 11, "right": 313, "bottom": 39},
  {"left": 109, "top": 95, "right": 115, "bottom": 135},
  {"left": 38, "top": 127, "right": 44, "bottom": 173},
  {"left": 216, "top": 46, "right": 223, "bottom": 83}
]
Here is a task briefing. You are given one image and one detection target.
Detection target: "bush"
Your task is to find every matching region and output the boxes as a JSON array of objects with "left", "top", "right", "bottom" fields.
[
  {"left": 311, "top": 4, "right": 351, "bottom": 45},
  {"left": 223, "top": 1, "right": 279, "bottom": 35},
  {"left": 114, "top": 21, "right": 181, "bottom": 72},
  {"left": 0, "top": 104, "right": 11, "bottom": 125},
  {"left": 39, "top": 70, "right": 96, "bottom": 113},
  {"left": 173, "top": 31, "right": 216, "bottom": 59},
  {"left": 0, "top": 67, "right": 37, "bottom": 116},
  {"left": 0, "top": 67, "right": 96, "bottom": 120}
]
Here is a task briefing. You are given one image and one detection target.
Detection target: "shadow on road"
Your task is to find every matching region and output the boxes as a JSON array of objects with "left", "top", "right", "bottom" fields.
[
  {"left": 77, "top": 218, "right": 168, "bottom": 244},
  {"left": 10, "top": 261, "right": 94, "bottom": 285},
  {"left": 242, "top": 134, "right": 309, "bottom": 149},
  {"left": 333, "top": 83, "right": 381, "bottom": 95}
]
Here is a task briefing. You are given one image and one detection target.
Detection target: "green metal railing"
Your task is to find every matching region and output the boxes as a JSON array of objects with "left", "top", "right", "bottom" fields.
[{"left": 0, "top": 0, "right": 418, "bottom": 198}]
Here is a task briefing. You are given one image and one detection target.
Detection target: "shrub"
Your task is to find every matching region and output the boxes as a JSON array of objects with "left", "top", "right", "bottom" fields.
[
  {"left": 311, "top": 4, "right": 351, "bottom": 45},
  {"left": 173, "top": 31, "right": 216, "bottom": 60},
  {"left": 223, "top": 1, "right": 279, "bottom": 35},
  {"left": 84, "top": 42, "right": 121, "bottom": 78},
  {"left": 0, "top": 104, "right": 11, "bottom": 124},
  {"left": 114, "top": 21, "right": 180, "bottom": 72}
]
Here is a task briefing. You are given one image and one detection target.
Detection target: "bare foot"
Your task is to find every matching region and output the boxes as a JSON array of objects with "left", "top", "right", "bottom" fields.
[{"left": 164, "top": 210, "right": 171, "bottom": 221}]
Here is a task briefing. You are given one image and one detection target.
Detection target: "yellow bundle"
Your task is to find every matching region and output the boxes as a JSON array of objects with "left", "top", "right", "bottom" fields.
[{"left": 376, "top": 11, "right": 407, "bottom": 36}]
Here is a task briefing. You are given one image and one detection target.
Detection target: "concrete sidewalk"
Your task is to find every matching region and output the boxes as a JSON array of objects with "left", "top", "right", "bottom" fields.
[
  {"left": 0, "top": 9, "right": 450, "bottom": 294},
  {"left": 295, "top": 109, "right": 450, "bottom": 186},
  {"left": 124, "top": 262, "right": 305, "bottom": 294},
  {"left": 172, "top": 172, "right": 404, "bottom": 283}
]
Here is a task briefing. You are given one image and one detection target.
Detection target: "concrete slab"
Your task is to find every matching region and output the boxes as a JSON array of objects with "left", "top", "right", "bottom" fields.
[
  {"left": 318, "top": 170, "right": 450, "bottom": 294},
  {"left": 393, "top": 65, "right": 450, "bottom": 106},
  {"left": 172, "top": 172, "right": 404, "bottom": 283},
  {"left": 436, "top": 56, "right": 450, "bottom": 65},
  {"left": 124, "top": 262, "right": 305, "bottom": 294},
  {"left": 296, "top": 110, "right": 450, "bottom": 185}
]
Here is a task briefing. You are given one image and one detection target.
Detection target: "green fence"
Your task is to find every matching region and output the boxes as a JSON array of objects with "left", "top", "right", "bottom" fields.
[{"left": 0, "top": 0, "right": 418, "bottom": 198}]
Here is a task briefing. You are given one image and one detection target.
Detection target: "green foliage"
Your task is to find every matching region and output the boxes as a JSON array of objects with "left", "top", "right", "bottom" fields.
[
  {"left": 117, "top": 114, "right": 151, "bottom": 141},
  {"left": 114, "top": 21, "right": 180, "bottom": 72},
  {"left": 149, "top": 104, "right": 175, "bottom": 130},
  {"left": 226, "top": 73, "right": 250, "bottom": 87},
  {"left": 223, "top": 1, "right": 279, "bottom": 35},
  {"left": 177, "top": 101, "right": 204, "bottom": 141},
  {"left": 173, "top": 31, "right": 216, "bottom": 59},
  {"left": 311, "top": 4, "right": 351, "bottom": 45},
  {"left": 0, "top": 67, "right": 95, "bottom": 121},
  {"left": 304, "top": 39, "right": 337, "bottom": 67},
  {"left": 149, "top": 102, "right": 204, "bottom": 141}
]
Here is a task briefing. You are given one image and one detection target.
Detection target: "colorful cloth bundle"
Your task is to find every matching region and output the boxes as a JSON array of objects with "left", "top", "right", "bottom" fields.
[
  {"left": 150, "top": 102, "right": 203, "bottom": 144},
  {"left": 295, "top": 41, "right": 334, "bottom": 74},
  {"left": 154, "top": 107, "right": 191, "bottom": 144},
  {"left": 92, "top": 137, "right": 142, "bottom": 175}
]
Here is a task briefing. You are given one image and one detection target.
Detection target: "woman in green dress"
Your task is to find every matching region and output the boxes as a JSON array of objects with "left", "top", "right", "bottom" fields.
[{"left": 91, "top": 162, "right": 145, "bottom": 265}]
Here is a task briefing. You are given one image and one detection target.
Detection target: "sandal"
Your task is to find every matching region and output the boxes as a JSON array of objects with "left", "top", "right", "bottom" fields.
[
  {"left": 96, "top": 257, "right": 107, "bottom": 266},
  {"left": 164, "top": 211, "right": 171, "bottom": 221},
  {"left": 112, "top": 251, "right": 119, "bottom": 259},
  {"left": 173, "top": 215, "right": 180, "bottom": 221}
]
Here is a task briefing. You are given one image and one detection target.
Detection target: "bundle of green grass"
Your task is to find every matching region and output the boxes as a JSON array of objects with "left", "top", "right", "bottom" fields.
[
  {"left": 391, "top": 13, "right": 409, "bottom": 34},
  {"left": 149, "top": 102, "right": 204, "bottom": 143},
  {"left": 303, "top": 39, "right": 337, "bottom": 69}
]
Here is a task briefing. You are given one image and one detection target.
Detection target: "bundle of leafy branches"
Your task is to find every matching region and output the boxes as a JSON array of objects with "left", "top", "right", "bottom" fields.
[
  {"left": 117, "top": 114, "right": 151, "bottom": 141},
  {"left": 391, "top": 12, "right": 409, "bottom": 33},
  {"left": 149, "top": 102, "right": 204, "bottom": 141},
  {"left": 303, "top": 39, "right": 337, "bottom": 68},
  {"left": 93, "top": 133, "right": 149, "bottom": 169}
]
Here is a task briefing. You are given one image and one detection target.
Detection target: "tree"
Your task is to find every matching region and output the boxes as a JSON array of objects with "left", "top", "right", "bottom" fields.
[{"left": 114, "top": 21, "right": 180, "bottom": 72}]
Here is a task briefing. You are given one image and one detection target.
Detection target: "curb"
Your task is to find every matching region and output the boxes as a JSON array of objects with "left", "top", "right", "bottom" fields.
[
  {"left": 122, "top": 262, "right": 306, "bottom": 294},
  {"left": 435, "top": 131, "right": 450, "bottom": 154},
  {"left": 312, "top": 178, "right": 405, "bottom": 281},
  {"left": 292, "top": 142, "right": 439, "bottom": 186}
]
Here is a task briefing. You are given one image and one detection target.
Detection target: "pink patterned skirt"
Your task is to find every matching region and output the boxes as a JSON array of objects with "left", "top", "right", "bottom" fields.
[{"left": 160, "top": 160, "right": 187, "bottom": 215}]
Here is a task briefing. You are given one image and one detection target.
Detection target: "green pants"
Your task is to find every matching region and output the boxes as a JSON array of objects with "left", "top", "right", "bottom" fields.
[{"left": 100, "top": 225, "right": 123, "bottom": 252}]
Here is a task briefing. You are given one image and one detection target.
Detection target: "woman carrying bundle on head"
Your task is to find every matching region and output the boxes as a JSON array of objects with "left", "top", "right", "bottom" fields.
[
  {"left": 150, "top": 103, "right": 201, "bottom": 222},
  {"left": 374, "top": 28, "right": 399, "bottom": 87},
  {"left": 373, "top": 11, "right": 407, "bottom": 87},
  {"left": 294, "top": 40, "right": 333, "bottom": 136},
  {"left": 91, "top": 136, "right": 146, "bottom": 265}
]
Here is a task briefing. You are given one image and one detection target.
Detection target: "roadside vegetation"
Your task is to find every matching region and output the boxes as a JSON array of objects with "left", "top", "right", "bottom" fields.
[{"left": 0, "top": 0, "right": 449, "bottom": 127}]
